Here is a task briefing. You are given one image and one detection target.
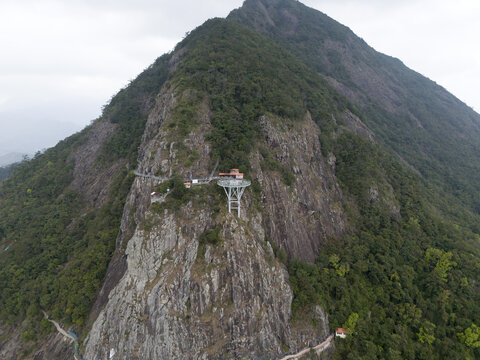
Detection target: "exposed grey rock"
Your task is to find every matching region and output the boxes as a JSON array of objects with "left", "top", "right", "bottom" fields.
[
  {"left": 69, "top": 118, "right": 119, "bottom": 208},
  {"left": 340, "top": 110, "right": 375, "bottom": 142},
  {"left": 83, "top": 88, "right": 336, "bottom": 359},
  {"left": 253, "top": 114, "right": 345, "bottom": 262},
  {"left": 0, "top": 323, "right": 72, "bottom": 360},
  {"left": 84, "top": 209, "right": 296, "bottom": 359},
  {"left": 369, "top": 185, "right": 379, "bottom": 203}
]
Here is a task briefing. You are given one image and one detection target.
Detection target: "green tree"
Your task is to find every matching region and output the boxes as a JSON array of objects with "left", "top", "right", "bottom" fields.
[
  {"left": 425, "top": 248, "right": 456, "bottom": 283},
  {"left": 329, "top": 254, "right": 349, "bottom": 277},
  {"left": 342, "top": 312, "right": 359, "bottom": 334},
  {"left": 458, "top": 324, "right": 480, "bottom": 348},
  {"left": 417, "top": 321, "right": 436, "bottom": 345}
]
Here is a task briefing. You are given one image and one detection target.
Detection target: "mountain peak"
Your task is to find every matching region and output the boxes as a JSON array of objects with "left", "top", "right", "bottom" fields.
[
  {"left": 230, "top": 0, "right": 350, "bottom": 43},
  {"left": 231, "top": 0, "right": 480, "bottom": 214}
]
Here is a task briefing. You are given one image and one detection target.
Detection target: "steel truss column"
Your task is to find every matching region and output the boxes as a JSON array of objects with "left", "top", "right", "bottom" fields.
[{"left": 218, "top": 179, "right": 251, "bottom": 217}]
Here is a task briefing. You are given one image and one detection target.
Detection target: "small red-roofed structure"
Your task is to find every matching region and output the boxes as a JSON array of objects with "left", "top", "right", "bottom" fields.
[
  {"left": 335, "top": 328, "right": 348, "bottom": 338},
  {"left": 218, "top": 169, "right": 244, "bottom": 179}
]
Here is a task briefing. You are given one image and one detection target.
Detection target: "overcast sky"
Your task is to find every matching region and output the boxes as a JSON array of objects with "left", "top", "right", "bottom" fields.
[{"left": 0, "top": 0, "right": 478, "bottom": 156}]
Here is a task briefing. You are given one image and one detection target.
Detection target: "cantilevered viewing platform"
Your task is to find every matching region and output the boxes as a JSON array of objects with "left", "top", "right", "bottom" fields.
[{"left": 136, "top": 165, "right": 250, "bottom": 216}]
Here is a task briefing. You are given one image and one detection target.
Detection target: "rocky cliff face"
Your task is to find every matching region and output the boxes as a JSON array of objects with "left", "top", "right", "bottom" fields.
[
  {"left": 83, "top": 85, "right": 341, "bottom": 358},
  {"left": 84, "top": 211, "right": 294, "bottom": 359},
  {"left": 252, "top": 114, "right": 345, "bottom": 261}
]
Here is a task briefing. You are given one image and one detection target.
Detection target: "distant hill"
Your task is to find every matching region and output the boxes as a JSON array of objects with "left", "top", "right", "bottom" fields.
[{"left": 0, "top": 152, "right": 26, "bottom": 167}]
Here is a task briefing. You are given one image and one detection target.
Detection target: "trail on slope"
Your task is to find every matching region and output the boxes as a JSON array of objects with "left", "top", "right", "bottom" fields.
[
  {"left": 42, "top": 311, "right": 83, "bottom": 359},
  {"left": 42, "top": 311, "right": 76, "bottom": 342},
  {"left": 279, "top": 334, "right": 334, "bottom": 360}
]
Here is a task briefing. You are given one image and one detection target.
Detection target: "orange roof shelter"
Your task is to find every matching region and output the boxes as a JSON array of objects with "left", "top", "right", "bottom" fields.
[{"left": 218, "top": 169, "right": 244, "bottom": 179}]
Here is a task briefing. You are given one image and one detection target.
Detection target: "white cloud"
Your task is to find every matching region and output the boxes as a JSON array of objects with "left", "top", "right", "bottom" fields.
[{"left": 0, "top": 96, "right": 7, "bottom": 108}]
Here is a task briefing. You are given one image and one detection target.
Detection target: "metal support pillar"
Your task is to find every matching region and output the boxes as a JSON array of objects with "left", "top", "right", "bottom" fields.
[
  {"left": 218, "top": 179, "right": 251, "bottom": 217},
  {"left": 223, "top": 185, "right": 246, "bottom": 216}
]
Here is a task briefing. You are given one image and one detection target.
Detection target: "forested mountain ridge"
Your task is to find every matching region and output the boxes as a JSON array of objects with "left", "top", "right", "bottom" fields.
[
  {"left": 229, "top": 0, "right": 480, "bottom": 217},
  {"left": 0, "top": 0, "right": 479, "bottom": 359}
]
